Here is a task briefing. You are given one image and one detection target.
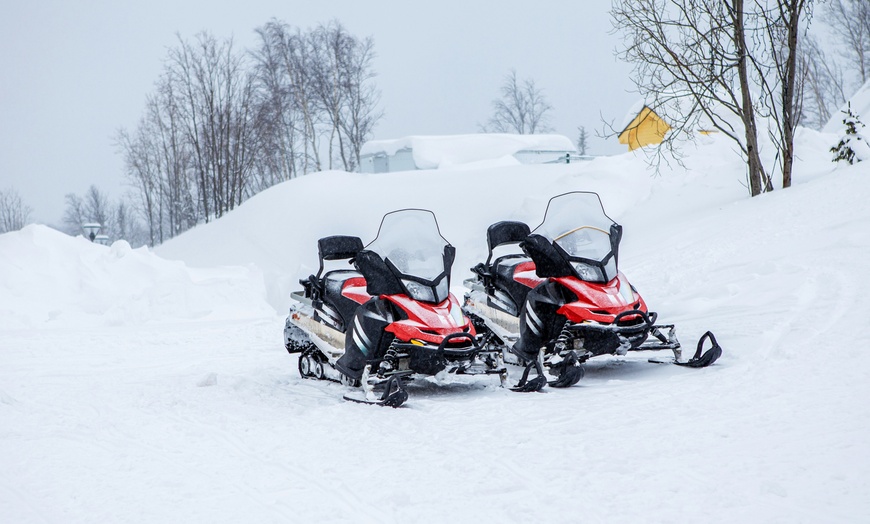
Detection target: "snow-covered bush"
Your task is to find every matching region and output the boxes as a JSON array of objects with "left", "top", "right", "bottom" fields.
[{"left": 831, "top": 102, "right": 869, "bottom": 164}]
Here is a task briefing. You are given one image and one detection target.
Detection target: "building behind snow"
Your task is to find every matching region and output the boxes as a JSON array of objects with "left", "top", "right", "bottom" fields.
[
  {"left": 358, "top": 134, "right": 579, "bottom": 173},
  {"left": 618, "top": 97, "right": 721, "bottom": 151}
]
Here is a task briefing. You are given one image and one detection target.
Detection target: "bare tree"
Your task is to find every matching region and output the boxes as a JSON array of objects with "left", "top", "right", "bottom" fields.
[
  {"left": 484, "top": 70, "right": 553, "bottom": 134},
  {"left": 611, "top": 0, "right": 813, "bottom": 196},
  {"left": 252, "top": 20, "right": 382, "bottom": 176},
  {"left": 118, "top": 20, "right": 384, "bottom": 246},
  {"left": 84, "top": 185, "right": 113, "bottom": 233},
  {"left": 0, "top": 187, "right": 32, "bottom": 233},
  {"left": 114, "top": 200, "right": 147, "bottom": 247},
  {"left": 337, "top": 30, "right": 382, "bottom": 172},
  {"left": 757, "top": 0, "right": 813, "bottom": 189},
  {"left": 824, "top": 0, "right": 870, "bottom": 88},
  {"left": 612, "top": 0, "right": 771, "bottom": 196},
  {"left": 310, "top": 21, "right": 351, "bottom": 170},
  {"left": 62, "top": 193, "right": 86, "bottom": 236},
  {"left": 166, "top": 32, "right": 257, "bottom": 221},
  {"left": 62, "top": 187, "right": 143, "bottom": 244},
  {"left": 252, "top": 20, "right": 303, "bottom": 186},
  {"left": 799, "top": 35, "right": 847, "bottom": 129}
]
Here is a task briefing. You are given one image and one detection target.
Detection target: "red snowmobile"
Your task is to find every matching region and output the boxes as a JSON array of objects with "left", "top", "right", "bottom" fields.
[
  {"left": 284, "top": 209, "right": 506, "bottom": 407},
  {"left": 463, "top": 191, "right": 721, "bottom": 392}
]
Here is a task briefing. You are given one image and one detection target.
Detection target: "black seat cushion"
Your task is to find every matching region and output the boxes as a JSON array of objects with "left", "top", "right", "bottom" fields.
[{"left": 322, "top": 270, "right": 365, "bottom": 330}]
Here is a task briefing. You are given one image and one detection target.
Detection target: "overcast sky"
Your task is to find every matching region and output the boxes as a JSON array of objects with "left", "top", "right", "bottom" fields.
[{"left": 1, "top": 0, "right": 638, "bottom": 226}]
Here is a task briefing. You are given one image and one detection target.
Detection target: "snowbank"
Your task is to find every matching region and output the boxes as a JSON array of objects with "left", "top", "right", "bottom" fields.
[
  {"left": 159, "top": 129, "right": 783, "bottom": 310},
  {"left": 360, "top": 133, "right": 576, "bottom": 169},
  {"left": 824, "top": 79, "right": 870, "bottom": 134},
  {"left": 156, "top": 160, "right": 665, "bottom": 313},
  {"left": 0, "top": 225, "right": 273, "bottom": 329}
]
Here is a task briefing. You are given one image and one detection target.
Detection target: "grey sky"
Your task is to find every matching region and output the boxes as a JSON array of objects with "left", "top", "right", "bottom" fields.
[{"left": 1, "top": 0, "right": 637, "bottom": 226}]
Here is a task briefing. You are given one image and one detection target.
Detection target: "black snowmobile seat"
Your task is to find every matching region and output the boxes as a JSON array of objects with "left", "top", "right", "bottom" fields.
[
  {"left": 322, "top": 270, "right": 366, "bottom": 330},
  {"left": 478, "top": 221, "right": 535, "bottom": 315},
  {"left": 310, "top": 235, "right": 366, "bottom": 330},
  {"left": 490, "top": 254, "right": 536, "bottom": 313}
]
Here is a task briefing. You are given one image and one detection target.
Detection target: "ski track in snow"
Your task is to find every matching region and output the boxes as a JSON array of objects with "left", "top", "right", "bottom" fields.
[{"left": 2, "top": 136, "right": 870, "bottom": 522}]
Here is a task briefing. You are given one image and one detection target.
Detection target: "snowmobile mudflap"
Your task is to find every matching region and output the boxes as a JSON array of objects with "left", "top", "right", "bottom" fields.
[{"left": 674, "top": 331, "right": 722, "bottom": 368}]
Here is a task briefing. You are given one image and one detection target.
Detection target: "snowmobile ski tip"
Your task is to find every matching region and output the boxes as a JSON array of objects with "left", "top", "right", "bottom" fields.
[{"left": 674, "top": 331, "right": 722, "bottom": 368}]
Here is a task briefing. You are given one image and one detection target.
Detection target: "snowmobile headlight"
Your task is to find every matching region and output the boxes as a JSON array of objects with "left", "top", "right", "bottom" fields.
[
  {"left": 402, "top": 279, "right": 436, "bottom": 303},
  {"left": 434, "top": 276, "right": 449, "bottom": 303},
  {"left": 618, "top": 278, "right": 635, "bottom": 303},
  {"left": 449, "top": 301, "right": 465, "bottom": 326},
  {"left": 570, "top": 261, "right": 605, "bottom": 283}
]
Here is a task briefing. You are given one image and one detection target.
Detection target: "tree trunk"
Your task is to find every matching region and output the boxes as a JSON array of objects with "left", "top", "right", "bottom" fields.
[{"left": 732, "top": 0, "right": 770, "bottom": 196}]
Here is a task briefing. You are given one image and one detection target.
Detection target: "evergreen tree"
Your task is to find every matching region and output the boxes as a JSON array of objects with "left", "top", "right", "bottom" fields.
[
  {"left": 577, "top": 126, "right": 589, "bottom": 156},
  {"left": 831, "top": 102, "right": 867, "bottom": 164}
]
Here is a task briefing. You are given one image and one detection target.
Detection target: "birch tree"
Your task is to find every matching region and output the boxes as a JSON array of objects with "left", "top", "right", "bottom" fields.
[
  {"left": 611, "top": 0, "right": 813, "bottom": 196},
  {"left": 484, "top": 70, "right": 553, "bottom": 134},
  {"left": 0, "top": 187, "right": 32, "bottom": 233}
]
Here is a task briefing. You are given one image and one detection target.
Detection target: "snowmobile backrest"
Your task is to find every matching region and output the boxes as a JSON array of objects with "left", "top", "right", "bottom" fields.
[
  {"left": 486, "top": 221, "right": 531, "bottom": 266},
  {"left": 317, "top": 235, "right": 364, "bottom": 278},
  {"left": 319, "top": 235, "right": 364, "bottom": 261}
]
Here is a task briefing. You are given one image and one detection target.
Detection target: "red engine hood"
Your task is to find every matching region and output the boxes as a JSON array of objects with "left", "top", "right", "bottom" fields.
[
  {"left": 554, "top": 272, "right": 648, "bottom": 324},
  {"left": 383, "top": 293, "right": 475, "bottom": 344}
]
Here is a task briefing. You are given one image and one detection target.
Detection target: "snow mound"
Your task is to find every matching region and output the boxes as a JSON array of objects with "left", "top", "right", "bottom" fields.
[
  {"left": 360, "top": 133, "right": 576, "bottom": 169},
  {"left": 157, "top": 133, "right": 767, "bottom": 313},
  {"left": 0, "top": 225, "right": 273, "bottom": 329},
  {"left": 824, "top": 79, "right": 870, "bottom": 134}
]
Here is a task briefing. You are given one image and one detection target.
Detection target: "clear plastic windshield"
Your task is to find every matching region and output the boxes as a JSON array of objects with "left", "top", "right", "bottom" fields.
[
  {"left": 532, "top": 192, "right": 618, "bottom": 282},
  {"left": 366, "top": 209, "right": 449, "bottom": 282}
]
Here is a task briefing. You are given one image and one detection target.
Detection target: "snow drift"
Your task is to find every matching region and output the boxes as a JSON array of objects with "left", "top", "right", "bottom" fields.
[{"left": 0, "top": 225, "right": 272, "bottom": 329}]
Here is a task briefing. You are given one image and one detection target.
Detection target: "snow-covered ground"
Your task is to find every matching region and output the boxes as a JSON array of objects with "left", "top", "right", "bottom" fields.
[{"left": 2, "top": 130, "right": 869, "bottom": 522}]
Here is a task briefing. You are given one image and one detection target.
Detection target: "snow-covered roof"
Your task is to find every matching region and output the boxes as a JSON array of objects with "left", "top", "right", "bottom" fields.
[
  {"left": 824, "top": 80, "right": 870, "bottom": 134},
  {"left": 620, "top": 99, "right": 650, "bottom": 133},
  {"left": 359, "top": 134, "right": 576, "bottom": 169}
]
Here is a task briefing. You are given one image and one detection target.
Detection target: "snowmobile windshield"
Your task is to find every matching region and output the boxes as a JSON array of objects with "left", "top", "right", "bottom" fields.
[
  {"left": 366, "top": 209, "right": 452, "bottom": 303},
  {"left": 532, "top": 192, "right": 620, "bottom": 283}
]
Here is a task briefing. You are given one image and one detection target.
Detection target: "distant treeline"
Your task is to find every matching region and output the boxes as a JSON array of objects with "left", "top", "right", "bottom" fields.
[{"left": 117, "top": 19, "right": 382, "bottom": 246}]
